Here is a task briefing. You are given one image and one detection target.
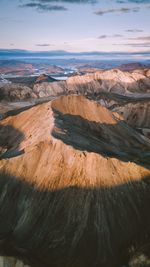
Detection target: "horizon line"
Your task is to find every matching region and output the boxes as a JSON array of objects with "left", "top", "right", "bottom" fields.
[{"left": 0, "top": 48, "right": 150, "bottom": 55}]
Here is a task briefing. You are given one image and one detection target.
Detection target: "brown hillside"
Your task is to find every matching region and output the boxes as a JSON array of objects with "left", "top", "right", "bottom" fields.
[{"left": 0, "top": 95, "right": 150, "bottom": 267}]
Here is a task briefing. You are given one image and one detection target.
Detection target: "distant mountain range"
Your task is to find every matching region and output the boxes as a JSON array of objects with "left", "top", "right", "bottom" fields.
[
  {"left": 0, "top": 49, "right": 150, "bottom": 74},
  {"left": 0, "top": 58, "right": 150, "bottom": 78},
  {"left": 0, "top": 49, "right": 150, "bottom": 60}
]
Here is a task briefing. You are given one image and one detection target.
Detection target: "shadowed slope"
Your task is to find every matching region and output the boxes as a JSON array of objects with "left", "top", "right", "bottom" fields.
[
  {"left": 0, "top": 173, "right": 150, "bottom": 267},
  {"left": 51, "top": 96, "right": 150, "bottom": 164}
]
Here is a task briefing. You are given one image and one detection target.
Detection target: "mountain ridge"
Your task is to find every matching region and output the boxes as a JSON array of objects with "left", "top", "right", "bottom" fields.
[{"left": 0, "top": 95, "right": 150, "bottom": 267}]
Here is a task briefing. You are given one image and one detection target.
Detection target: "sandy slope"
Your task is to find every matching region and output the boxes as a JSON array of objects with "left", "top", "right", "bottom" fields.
[{"left": 0, "top": 95, "right": 150, "bottom": 186}]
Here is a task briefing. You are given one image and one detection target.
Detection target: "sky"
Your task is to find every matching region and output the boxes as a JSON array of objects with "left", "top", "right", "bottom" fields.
[{"left": 0, "top": 0, "right": 150, "bottom": 53}]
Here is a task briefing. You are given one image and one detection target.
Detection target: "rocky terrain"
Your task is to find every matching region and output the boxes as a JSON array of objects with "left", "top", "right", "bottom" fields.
[
  {"left": 1, "top": 69, "right": 150, "bottom": 101},
  {"left": 1, "top": 68, "right": 150, "bottom": 137},
  {"left": 93, "top": 92, "right": 150, "bottom": 138},
  {"left": 0, "top": 60, "right": 64, "bottom": 76},
  {"left": 0, "top": 74, "right": 56, "bottom": 102},
  {"left": 0, "top": 95, "right": 150, "bottom": 267},
  {"left": 6, "top": 74, "right": 56, "bottom": 89},
  {"left": 0, "top": 60, "right": 34, "bottom": 76},
  {"left": 118, "top": 63, "right": 149, "bottom": 72},
  {"left": 0, "top": 84, "right": 37, "bottom": 102},
  {"left": 0, "top": 66, "right": 150, "bottom": 267},
  {"left": 31, "top": 68, "right": 150, "bottom": 97}
]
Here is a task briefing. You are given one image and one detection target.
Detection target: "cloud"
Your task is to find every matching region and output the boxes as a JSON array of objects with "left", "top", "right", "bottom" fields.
[
  {"left": 94, "top": 6, "right": 140, "bottom": 15},
  {"left": 113, "top": 34, "right": 150, "bottom": 48},
  {"left": 98, "top": 35, "right": 108, "bottom": 39},
  {"left": 19, "top": 2, "right": 68, "bottom": 12},
  {"left": 116, "top": 0, "right": 150, "bottom": 3},
  {"left": 35, "top": 43, "right": 55, "bottom": 47},
  {"left": 98, "top": 34, "right": 123, "bottom": 39},
  {"left": 23, "top": 0, "right": 150, "bottom": 3},
  {"left": 63, "top": 41, "right": 70, "bottom": 44},
  {"left": 113, "top": 42, "right": 150, "bottom": 47},
  {"left": 21, "top": 0, "right": 98, "bottom": 4},
  {"left": 128, "top": 42, "right": 150, "bottom": 47},
  {"left": 129, "top": 35, "right": 150, "bottom": 41},
  {"left": 113, "top": 34, "right": 123, "bottom": 37},
  {"left": 125, "top": 29, "right": 143, "bottom": 32}
]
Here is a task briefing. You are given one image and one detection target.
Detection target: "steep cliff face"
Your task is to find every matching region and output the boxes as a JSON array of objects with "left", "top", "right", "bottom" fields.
[
  {"left": 94, "top": 93, "right": 150, "bottom": 137},
  {"left": 113, "top": 102, "right": 150, "bottom": 130},
  {"left": 0, "top": 95, "right": 150, "bottom": 267}
]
